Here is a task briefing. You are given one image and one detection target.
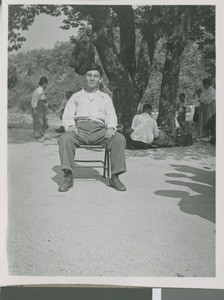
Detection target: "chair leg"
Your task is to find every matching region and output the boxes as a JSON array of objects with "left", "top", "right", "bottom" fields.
[
  {"left": 103, "top": 148, "right": 107, "bottom": 178},
  {"left": 106, "top": 149, "right": 110, "bottom": 178}
]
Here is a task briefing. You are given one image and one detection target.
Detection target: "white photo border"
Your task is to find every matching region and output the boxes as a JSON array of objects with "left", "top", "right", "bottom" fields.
[{"left": 1, "top": 0, "right": 224, "bottom": 288}]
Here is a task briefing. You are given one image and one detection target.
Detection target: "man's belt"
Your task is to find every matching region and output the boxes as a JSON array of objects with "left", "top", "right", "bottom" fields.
[{"left": 75, "top": 118, "right": 104, "bottom": 124}]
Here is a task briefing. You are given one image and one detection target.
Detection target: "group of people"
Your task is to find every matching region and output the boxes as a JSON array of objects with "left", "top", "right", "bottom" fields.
[
  {"left": 176, "top": 78, "right": 216, "bottom": 143},
  {"left": 31, "top": 65, "right": 216, "bottom": 193}
]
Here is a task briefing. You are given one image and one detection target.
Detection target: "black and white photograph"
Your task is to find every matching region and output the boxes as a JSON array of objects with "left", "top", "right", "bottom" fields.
[{"left": 1, "top": 0, "right": 223, "bottom": 287}]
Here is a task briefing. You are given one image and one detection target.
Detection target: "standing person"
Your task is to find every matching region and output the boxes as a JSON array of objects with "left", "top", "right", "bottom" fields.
[
  {"left": 198, "top": 78, "right": 216, "bottom": 138},
  {"left": 125, "top": 104, "right": 159, "bottom": 149},
  {"left": 58, "top": 63, "right": 127, "bottom": 192},
  {"left": 55, "top": 91, "right": 73, "bottom": 134},
  {"left": 31, "top": 76, "right": 48, "bottom": 140},
  {"left": 177, "top": 93, "right": 187, "bottom": 128},
  {"left": 193, "top": 89, "right": 202, "bottom": 124},
  {"left": 205, "top": 113, "right": 216, "bottom": 144}
]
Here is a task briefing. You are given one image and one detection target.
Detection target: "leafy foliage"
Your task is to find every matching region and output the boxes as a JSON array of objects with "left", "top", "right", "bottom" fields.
[
  {"left": 9, "top": 38, "right": 208, "bottom": 114},
  {"left": 8, "top": 4, "right": 215, "bottom": 129},
  {"left": 8, "top": 42, "right": 85, "bottom": 112},
  {"left": 8, "top": 5, "right": 63, "bottom": 51}
]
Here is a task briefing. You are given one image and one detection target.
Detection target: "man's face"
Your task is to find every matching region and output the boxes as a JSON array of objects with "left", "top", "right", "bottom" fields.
[{"left": 85, "top": 70, "right": 102, "bottom": 90}]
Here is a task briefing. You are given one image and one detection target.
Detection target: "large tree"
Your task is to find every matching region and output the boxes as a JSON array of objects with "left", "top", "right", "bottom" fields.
[
  {"left": 156, "top": 6, "right": 215, "bottom": 141},
  {"left": 60, "top": 5, "right": 161, "bottom": 124},
  {"left": 8, "top": 4, "right": 215, "bottom": 138},
  {"left": 8, "top": 5, "right": 166, "bottom": 124}
]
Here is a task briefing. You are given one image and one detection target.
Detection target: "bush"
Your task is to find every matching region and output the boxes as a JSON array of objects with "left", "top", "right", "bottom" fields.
[{"left": 19, "top": 96, "right": 32, "bottom": 112}]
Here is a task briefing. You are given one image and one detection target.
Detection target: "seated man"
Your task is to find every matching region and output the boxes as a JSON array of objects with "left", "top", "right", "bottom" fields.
[
  {"left": 126, "top": 104, "right": 159, "bottom": 149},
  {"left": 58, "top": 63, "right": 126, "bottom": 192}
]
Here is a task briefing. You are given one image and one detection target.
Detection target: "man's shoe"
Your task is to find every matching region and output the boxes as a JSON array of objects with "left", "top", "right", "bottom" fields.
[
  {"left": 58, "top": 175, "right": 73, "bottom": 192},
  {"left": 109, "top": 177, "right": 126, "bottom": 191}
]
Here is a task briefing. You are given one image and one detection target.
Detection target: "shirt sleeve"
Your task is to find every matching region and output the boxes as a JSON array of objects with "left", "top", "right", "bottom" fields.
[
  {"left": 104, "top": 95, "right": 117, "bottom": 129},
  {"left": 31, "top": 88, "right": 41, "bottom": 109},
  {"left": 62, "top": 95, "right": 77, "bottom": 131}
]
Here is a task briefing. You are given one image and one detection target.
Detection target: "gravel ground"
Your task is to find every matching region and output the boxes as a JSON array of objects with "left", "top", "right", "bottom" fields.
[{"left": 7, "top": 127, "right": 215, "bottom": 277}]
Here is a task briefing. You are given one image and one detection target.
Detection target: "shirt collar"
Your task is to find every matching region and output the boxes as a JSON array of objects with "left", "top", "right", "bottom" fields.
[
  {"left": 81, "top": 88, "right": 106, "bottom": 100},
  {"left": 82, "top": 88, "right": 100, "bottom": 95}
]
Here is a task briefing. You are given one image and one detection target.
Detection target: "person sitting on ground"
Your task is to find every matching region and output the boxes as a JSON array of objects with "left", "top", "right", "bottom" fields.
[
  {"left": 125, "top": 104, "right": 159, "bottom": 149},
  {"left": 31, "top": 76, "right": 48, "bottom": 140},
  {"left": 177, "top": 93, "right": 187, "bottom": 128},
  {"left": 57, "top": 63, "right": 127, "bottom": 192},
  {"left": 55, "top": 91, "right": 73, "bottom": 133}
]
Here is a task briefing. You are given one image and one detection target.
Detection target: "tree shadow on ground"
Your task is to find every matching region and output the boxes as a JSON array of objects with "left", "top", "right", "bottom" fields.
[
  {"left": 8, "top": 128, "right": 59, "bottom": 144},
  {"left": 154, "top": 165, "right": 215, "bottom": 223},
  {"left": 126, "top": 141, "right": 215, "bottom": 161},
  {"left": 8, "top": 129, "right": 215, "bottom": 164},
  {"left": 8, "top": 129, "right": 37, "bottom": 144},
  {"left": 51, "top": 164, "right": 108, "bottom": 188}
]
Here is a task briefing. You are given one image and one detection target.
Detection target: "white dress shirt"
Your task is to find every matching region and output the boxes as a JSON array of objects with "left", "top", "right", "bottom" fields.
[
  {"left": 31, "top": 86, "right": 47, "bottom": 109},
  {"left": 62, "top": 89, "right": 118, "bottom": 131},
  {"left": 131, "top": 112, "right": 159, "bottom": 144}
]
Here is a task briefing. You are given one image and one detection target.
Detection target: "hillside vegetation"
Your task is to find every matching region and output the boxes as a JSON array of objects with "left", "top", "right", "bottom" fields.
[
  {"left": 8, "top": 42, "right": 85, "bottom": 113},
  {"left": 8, "top": 39, "right": 209, "bottom": 114}
]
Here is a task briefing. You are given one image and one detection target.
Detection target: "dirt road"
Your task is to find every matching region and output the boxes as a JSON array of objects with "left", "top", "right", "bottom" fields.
[{"left": 7, "top": 128, "right": 215, "bottom": 277}]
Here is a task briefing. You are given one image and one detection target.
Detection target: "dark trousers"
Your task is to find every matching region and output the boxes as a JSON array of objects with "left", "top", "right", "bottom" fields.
[
  {"left": 177, "top": 112, "right": 186, "bottom": 128},
  {"left": 32, "top": 101, "right": 48, "bottom": 138},
  {"left": 58, "top": 120, "right": 127, "bottom": 176},
  {"left": 123, "top": 131, "right": 154, "bottom": 149},
  {"left": 193, "top": 107, "right": 200, "bottom": 124}
]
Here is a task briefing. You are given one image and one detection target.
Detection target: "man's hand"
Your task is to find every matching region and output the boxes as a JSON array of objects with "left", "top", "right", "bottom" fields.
[
  {"left": 105, "top": 127, "right": 115, "bottom": 139},
  {"left": 68, "top": 125, "right": 78, "bottom": 134}
]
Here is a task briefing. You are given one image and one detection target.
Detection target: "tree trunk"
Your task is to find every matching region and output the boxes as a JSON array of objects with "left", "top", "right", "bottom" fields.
[
  {"left": 90, "top": 6, "right": 135, "bottom": 124},
  {"left": 133, "top": 29, "right": 155, "bottom": 112},
  {"left": 113, "top": 6, "right": 136, "bottom": 78},
  {"left": 68, "top": 6, "right": 158, "bottom": 126},
  {"left": 133, "top": 8, "right": 160, "bottom": 113},
  {"left": 157, "top": 37, "right": 186, "bottom": 143},
  {"left": 95, "top": 38, "right": 135, "bottom": 125}
]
